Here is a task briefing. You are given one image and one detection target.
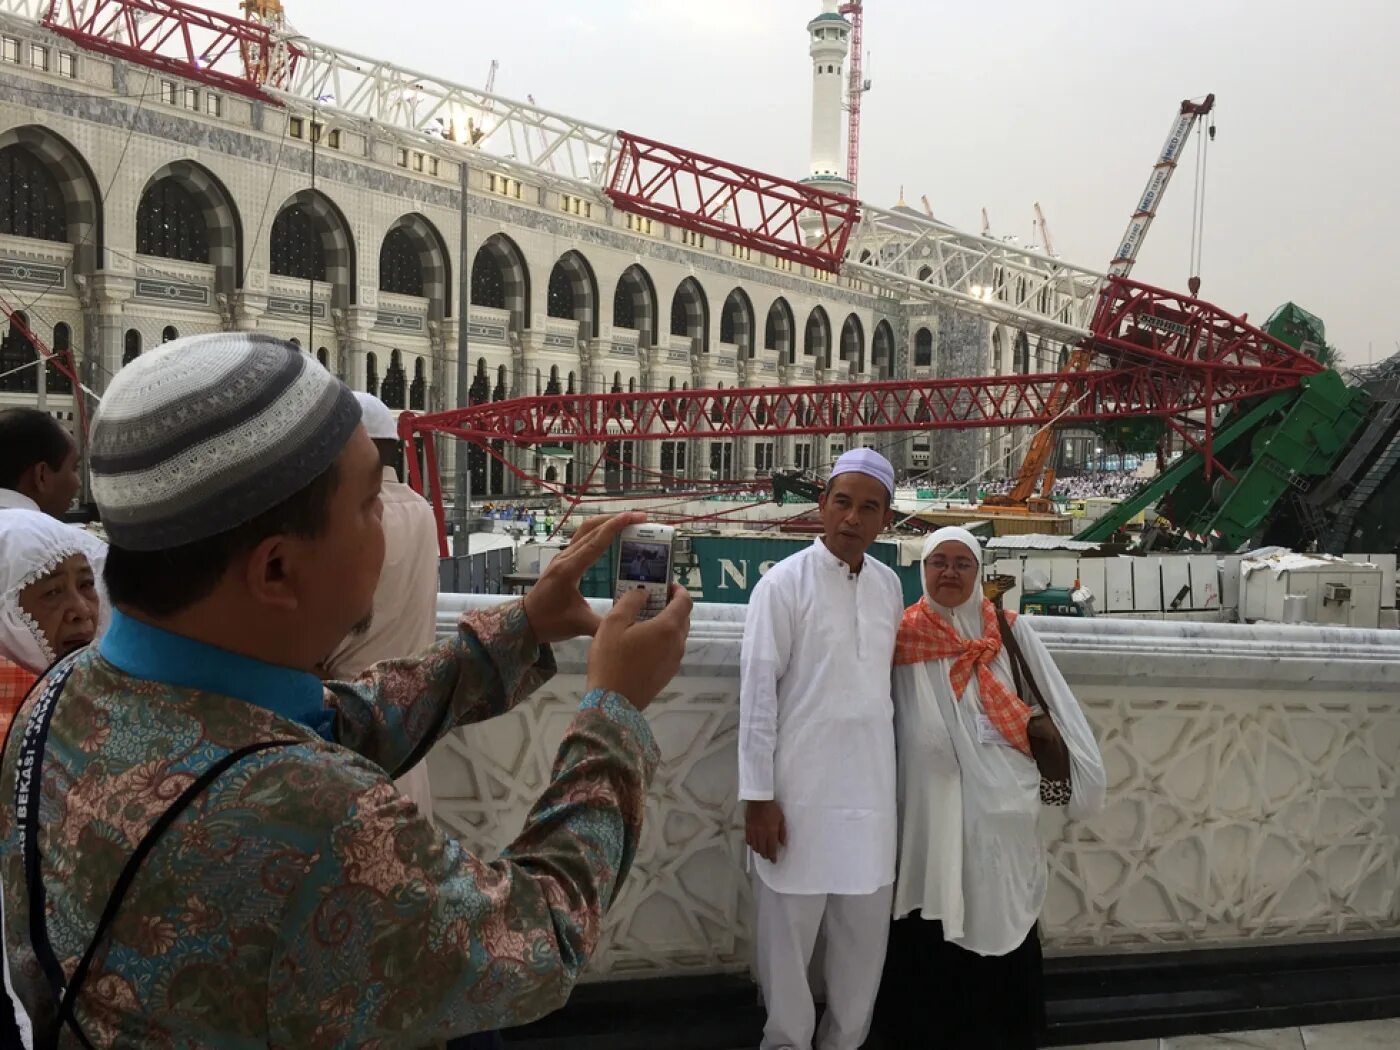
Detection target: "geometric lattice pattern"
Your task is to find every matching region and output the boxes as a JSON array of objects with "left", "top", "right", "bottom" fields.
[
  {"left": 427, "top": 675, "right": 752, "bottom": 979},
  {"left": 1043, "top": 689, "right": 1400, "bottom": 951},
  {"left": 425, "top": 601, "right": 1400, "bottom": 978}
]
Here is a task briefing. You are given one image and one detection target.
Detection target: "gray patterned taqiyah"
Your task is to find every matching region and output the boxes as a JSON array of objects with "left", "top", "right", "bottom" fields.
[{"left": 89, "top": 333, "right": 360, "bottom": 551}]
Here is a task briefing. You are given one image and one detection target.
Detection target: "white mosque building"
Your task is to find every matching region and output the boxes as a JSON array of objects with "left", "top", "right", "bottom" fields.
[{"left": 0, "top": 0, "right": 1069, "bottom": 498}]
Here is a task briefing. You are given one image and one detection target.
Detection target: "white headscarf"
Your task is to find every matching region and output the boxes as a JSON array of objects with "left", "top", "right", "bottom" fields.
[
  {"left": 921, "top": 526, "right": 987, "bottom": 640},
  {"left": 0, "top": 509, "right": 87, "bottom": 672}
]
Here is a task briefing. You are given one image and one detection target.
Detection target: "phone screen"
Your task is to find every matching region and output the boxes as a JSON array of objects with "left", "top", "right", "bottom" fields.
[{"left": 617, "top": 539, "right": 670, "bottom": 585}]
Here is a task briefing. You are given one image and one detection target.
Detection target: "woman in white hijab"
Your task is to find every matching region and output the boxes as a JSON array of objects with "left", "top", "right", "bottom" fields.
[
  {"left": 0, "top": 509, "right": 100, "bottom": 737},
  {"left": 869, "top": 527, "right": 1105, "bottom": 1049}
]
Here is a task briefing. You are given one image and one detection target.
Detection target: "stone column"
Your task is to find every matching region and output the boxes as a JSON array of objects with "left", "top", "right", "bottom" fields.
[{"left": 86, "top": 273, "right": 135, "bottom": 393}]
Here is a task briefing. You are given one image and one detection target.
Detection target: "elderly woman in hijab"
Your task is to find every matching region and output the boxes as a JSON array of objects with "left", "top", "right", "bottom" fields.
[
  {"left": 869, "top": 527, "right": 1105, "bottom": 1049},
  {"left": 0, "top": 509, "right": 100, "bottom": 735}
]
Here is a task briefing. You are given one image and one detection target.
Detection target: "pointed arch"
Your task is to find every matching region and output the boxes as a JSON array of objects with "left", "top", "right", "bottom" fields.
[
  {"left": 670, "top": 277, "right": 709, "bottom": 351},
  {"left": 270, "top": 189, "right": 356, "bottom": 306},
  {"left": 381, "top": 212, "right": 451, "bottom": 319},
  {"left": 840, "top": 313, "right": 865, "bottom": 373},
  {"left": 915, "top": 327, "right": 933, "bottom": 368},
  {"left": 137, "top": 159, "right": 242, "bottom": 298},
  {"left": 547, "top": 249, "right": 599, "bottom": 338},
  {"left": 613, "top": 264, "right": 658, "bottom": 345},
  {"left": 804, "top": 305, "right": 831, "bottom": 366},
  {"left": 382, "top": 349, "right": 407, "bottom": 409},
  {"left": 471, "top": 232, "right": 530, "bottom": 331},
  {"left": 872, "top": 320, "right": 895, "bottom": 379},
  {"left": 765, "top": 297, "right": 795, "bottom": 363},
  {"left": 720, "top": 287, "right": 755, "bottom": 357},
  {"left": 0, "top": 125, "right": 102, "bottom": 275}
]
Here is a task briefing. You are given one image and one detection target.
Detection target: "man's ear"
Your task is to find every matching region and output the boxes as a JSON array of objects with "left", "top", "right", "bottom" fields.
[{"left": 242, "top": 534, "right": 300, "bottom": 612}]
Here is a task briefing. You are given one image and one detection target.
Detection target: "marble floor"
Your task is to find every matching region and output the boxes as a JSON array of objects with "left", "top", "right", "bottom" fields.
[{"left": 1062, "top": 1018, "right": 1400, "bottom": 1049}]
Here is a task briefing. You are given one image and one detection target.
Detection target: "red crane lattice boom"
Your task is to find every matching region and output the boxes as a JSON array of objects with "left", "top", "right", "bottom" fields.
[
  {"left": 839, "top": 0, "right": 865, "bottom": 193},
  {"left": 42, "top": 0, "right": 300, "bottom": 102},
  {"left": 404, "top": 277, "right": 1323, "bottom": 549},
  {"left": 605, "top": 131, "right": 861, "bottom": 273}
]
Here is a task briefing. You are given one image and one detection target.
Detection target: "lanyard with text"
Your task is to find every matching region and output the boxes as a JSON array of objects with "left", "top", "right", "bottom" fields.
[{"left": 5, "top": 657, "right": 295, "bottom": 1049}]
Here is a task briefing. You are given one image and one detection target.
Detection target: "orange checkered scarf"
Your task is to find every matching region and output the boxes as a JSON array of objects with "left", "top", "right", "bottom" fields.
[
  {"left": 894, "top": 596, "right": 1032, "bottom": 756},
  {"left": 0, "top": 656, "right": 37, "bottom": 745}
]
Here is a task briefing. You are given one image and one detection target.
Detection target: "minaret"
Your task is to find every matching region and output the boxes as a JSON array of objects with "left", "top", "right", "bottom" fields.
[{"left": 803, "top": 0, "right": 854, "bottom": 196}]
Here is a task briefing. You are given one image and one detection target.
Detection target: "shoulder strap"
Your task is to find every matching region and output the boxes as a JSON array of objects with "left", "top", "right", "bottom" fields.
[
  {"left": 49, "top": 738, "right": 299, "bottom": 1047},
  {"left": 993, "top": 607, "right": 1047, "bottom": 710}
]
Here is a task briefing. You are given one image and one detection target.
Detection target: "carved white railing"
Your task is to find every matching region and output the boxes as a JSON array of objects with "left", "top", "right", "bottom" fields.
[{"left": 427, "top": 597, "right": 1400, "bottom": 978}]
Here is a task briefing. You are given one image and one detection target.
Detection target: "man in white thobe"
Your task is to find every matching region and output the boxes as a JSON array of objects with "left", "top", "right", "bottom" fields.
[
  {"left": 740, "top": 448, "right": 905, "bottom": 1050},
  {"left": 321, "top": 391, "right": 440, "bottom": 818}
]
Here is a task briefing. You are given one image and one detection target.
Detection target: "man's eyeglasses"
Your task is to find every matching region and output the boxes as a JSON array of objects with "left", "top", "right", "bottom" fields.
[{"left": 927, "top": 557, "right": 978, "bottom": 574}]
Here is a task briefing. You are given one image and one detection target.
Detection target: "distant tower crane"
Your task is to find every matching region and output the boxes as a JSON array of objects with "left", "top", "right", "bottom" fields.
[
  {"left": 838, "top": 0, "right": 868, "bottom": 195},
  {"left": 981, "top": 208, "right": 992, "bottom": 238},
  {"left": 986, "top": 94, "right": 1217, "bottom": 512},
  {"left": 1033, "top": 201, "right": 1056, "bottom": 257}
]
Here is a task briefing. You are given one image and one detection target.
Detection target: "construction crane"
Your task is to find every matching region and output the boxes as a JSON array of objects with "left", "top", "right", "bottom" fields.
[
  {"left": 19, "top": 0, "right": 1385, "bottom": 557},
  {"left": 984, "top": 95, "right": 1217, "bottom": 513},
  {"left": 526, "top": 94, "right": 557, "bottom": 172},
  {"left": 838, "top": 0, "right": 868, "bottom": 194},
  {"left": 1033, "top": 202, "right": 1055, "bottom": 257},
  {"left": 920, "top": 194, "right": 934, "bottom": 219},
  {"left": 981, "top": 208, "right": 991, "bottom": 238}
]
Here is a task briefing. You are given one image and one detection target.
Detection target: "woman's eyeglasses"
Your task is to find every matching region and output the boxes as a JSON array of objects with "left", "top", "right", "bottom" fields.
[{"left": 927, "top": 558, "right": 978, "bottom": 574}]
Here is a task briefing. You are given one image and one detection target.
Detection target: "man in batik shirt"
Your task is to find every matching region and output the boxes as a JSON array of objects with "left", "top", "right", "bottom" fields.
[{"left": 0, "top": 334, "right": 691, "bottom": 1047}]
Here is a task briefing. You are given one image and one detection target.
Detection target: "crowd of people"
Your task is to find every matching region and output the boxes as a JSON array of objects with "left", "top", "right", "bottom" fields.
[{"left": 0, "top": 337, "right": 1105, "bottom": 1049}]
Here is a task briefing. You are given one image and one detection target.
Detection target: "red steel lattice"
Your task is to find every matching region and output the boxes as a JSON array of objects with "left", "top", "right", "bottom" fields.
[
  {"left": 606, "top": 131, "right": 861, "bottom": 273},
  {"left": 43, "top": 0, "right": 300, "bottom": 102}
]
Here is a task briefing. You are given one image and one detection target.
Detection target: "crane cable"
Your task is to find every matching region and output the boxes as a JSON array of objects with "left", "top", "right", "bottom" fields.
[{"left": 1187, "top": 103, "right": 1216, "bottom": 296}]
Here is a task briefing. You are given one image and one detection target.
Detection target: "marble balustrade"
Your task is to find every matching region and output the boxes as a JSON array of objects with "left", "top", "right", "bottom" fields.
[{"left": 427, "top": 595, "right": 1400, "bottom": 979}]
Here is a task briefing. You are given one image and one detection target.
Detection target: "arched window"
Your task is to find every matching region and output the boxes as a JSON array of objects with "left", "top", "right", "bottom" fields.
[
  {"left": 534, "top": 368, "right": 542, "bottom": 396},
  {"left": 613, "top": 280, "right": 636, "bottom": 329},
  {"left": 381, "top": 350, "right": 407, "bottom": 409},
  {"left": 0, "top": 311, "right": 37, "bottom": 394},
  {"left": 671, "top": 293, "right": 689, "bottom": 337},
  {"left": 470, "top": 250, "right": 505, "bottom": 309},
  {"left": 546, "top": 366, "right": 561, "bottom": 396},
  {"left": 548, "top": 262, "right": 575, "bottom": 320},
  {"left": 270, "top": 205, "right": 325, "bottom": 281},
  {"left": 316, "top": 347, "right": 329, "bottom": 368},
  {"left": 46, "top": 322, "right": 73, "bottom": 396},
  {"left": 495, "top": 365, "right": 507, "bottom": 401},
  {"left": 469, "top": 358, "right": 489, "bottom": 404},
  {"left": 365, "top": 352, "right": 379, "bottom": 397},
  {"left": 628, "top": 377, "right": 636, "bottom": 393},
  {"left": 379, "top": 227, "right": 424, "bottom": 297},
  {"left": 0, "top": 146, "right": 65, "bottom": 242},
  {"left": 915, "top": 328, "right": 933, "bottom": 367},
  {"left": 122, "top": 329, "right": 141, "bottom": 366},
  {"left": 566, "top": 371, "right": 576, "bottom": 396},
  {"left": 136, "top": 177, "right": 209, "bottom": 263},
  {"left": 611, "top": 371, "right": 623, "bottom": 394},
  {"left": 409, "top": 357, "right": 426, "bottom": 410},
  {"left": 162, "top": 326, "right": 178, "bottom": 344}
]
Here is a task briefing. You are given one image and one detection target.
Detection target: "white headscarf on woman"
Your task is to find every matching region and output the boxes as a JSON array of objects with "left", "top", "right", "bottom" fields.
[
  {"left": 0, "top": 508, "right": 88, "bottom": 672},
  {"left": 920, "top": 525, "right": 990, "bottom": 636},
  {"left": 890, "top": 523, "right": 1105, "bottom": 955}
]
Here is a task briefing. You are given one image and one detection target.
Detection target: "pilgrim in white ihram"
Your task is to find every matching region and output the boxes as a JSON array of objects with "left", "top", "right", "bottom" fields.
[{"left": 739, "top": 448, "right": 904, "bottom": 1050}]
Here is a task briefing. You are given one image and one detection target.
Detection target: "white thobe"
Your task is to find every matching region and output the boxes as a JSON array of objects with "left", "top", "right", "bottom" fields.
[
  {"left": 740, "top": 539, "right": 903, "bottom": 1050},
  {"left": 891, "top": 615, "right": 1106, "bottom": 956},
  {"left": 740, "top": 539, "right": 904, "bottom": 894},
  {"left": 324, "top": 468, "right": 440, "bottom": 818}
]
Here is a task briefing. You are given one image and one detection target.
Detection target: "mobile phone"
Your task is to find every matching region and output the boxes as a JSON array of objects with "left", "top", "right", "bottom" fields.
[{"left": 614, "top": 523, "right": 675, "bottom": 620}]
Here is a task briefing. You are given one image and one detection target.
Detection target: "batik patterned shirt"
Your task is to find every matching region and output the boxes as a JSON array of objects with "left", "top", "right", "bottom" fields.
[{"left": 0, "top": 601, "right": 658, "bottom": 1048}]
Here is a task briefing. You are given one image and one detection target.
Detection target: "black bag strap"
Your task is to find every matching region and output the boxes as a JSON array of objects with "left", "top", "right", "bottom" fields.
[
  {"left": 993, "top": 607, "right": 1047, "bottom": 711},
  {"left": 48, "top": 738, "right": 298, "bottom": 1048}
]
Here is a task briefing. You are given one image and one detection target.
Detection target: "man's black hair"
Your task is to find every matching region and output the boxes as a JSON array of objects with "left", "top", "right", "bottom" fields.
[
  {"left": 104, "top": 459, "right": 341, "bottom": 618},
  {"left": 0, "top": 407, "right": 74, "bottom": 490}
]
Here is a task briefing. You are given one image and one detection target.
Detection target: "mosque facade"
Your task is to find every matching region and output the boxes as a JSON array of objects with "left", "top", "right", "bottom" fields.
[{"left": 0, "top": 2, "right": 1066, "bottom": 497}]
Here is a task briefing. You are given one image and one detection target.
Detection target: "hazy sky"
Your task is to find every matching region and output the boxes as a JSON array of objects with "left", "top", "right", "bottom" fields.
[{"left": 255, "top": 0, "right": 1398, "bottom": 363}]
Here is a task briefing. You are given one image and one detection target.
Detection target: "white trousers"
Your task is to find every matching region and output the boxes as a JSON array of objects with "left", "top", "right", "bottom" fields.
[{"left": 753, "top": 875, "right": 893, "bottom": 1050}]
